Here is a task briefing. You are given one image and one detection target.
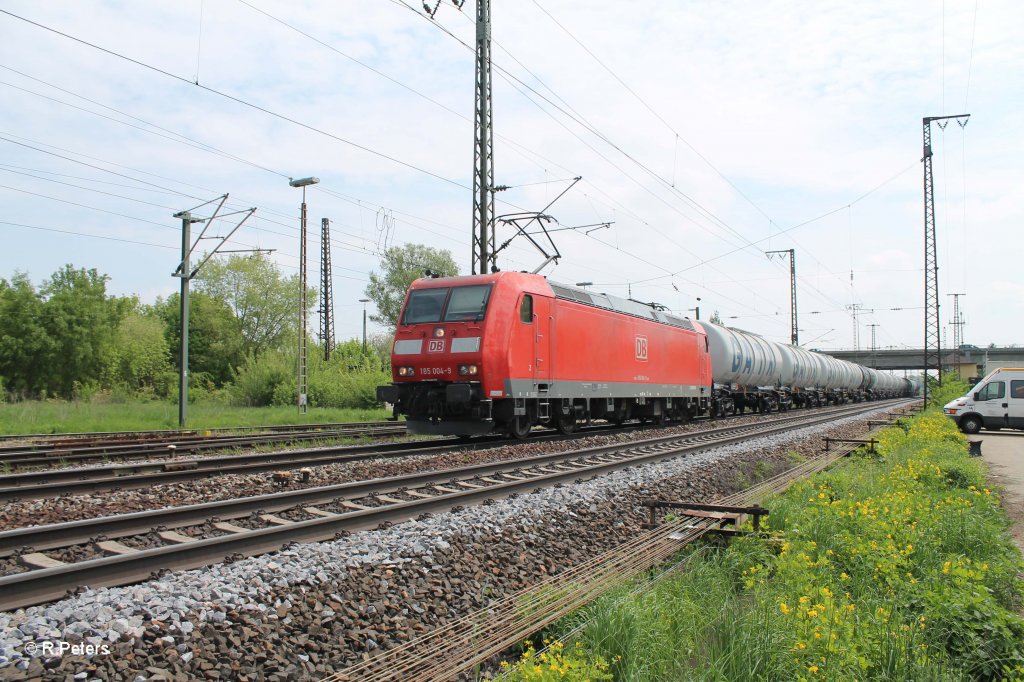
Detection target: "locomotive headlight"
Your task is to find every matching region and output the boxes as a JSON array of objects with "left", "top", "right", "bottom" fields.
[
  {"left": 458, "top": 364, "right": 479, "bottom": 376},
  {"left": 433, "top": 327, "right": 445, "bottom": 338},
  {"left": 397, "top": 366, "right": 415, "bottom": 376}
]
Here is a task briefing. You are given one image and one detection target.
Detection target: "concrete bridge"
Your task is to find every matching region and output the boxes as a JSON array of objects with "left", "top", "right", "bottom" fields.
[{"left": 823, "top": 346, "right": 1024, "bottom": 378}]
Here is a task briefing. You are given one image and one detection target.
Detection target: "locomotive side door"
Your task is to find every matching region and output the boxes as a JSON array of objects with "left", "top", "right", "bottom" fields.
[
  {"left": 699, "top": 333, "right": 712, "bottom": 388},
  {"left": 533, "top": 295, "right": 553, "bottom": 387}
]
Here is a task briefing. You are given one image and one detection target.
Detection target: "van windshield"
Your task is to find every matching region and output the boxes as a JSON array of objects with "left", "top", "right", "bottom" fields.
[{"left": 401, "top": 284, "right": 493, "bottom": 325}]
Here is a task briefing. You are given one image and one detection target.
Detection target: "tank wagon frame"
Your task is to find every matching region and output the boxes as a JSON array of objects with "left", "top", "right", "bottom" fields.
[{"left": 377, "top": 274, "right": 911, "bottom": 438}]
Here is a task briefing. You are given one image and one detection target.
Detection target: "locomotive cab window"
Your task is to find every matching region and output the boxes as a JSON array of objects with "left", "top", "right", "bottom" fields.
[
  {"left": 519, "top": 295, "right": 533, "bottom": 323},
  {"left": 402, "top": 288, "right": 449, "bottom": 325},
  {"left": 443, "top": 285, "right": 492, "bottom": 322}
]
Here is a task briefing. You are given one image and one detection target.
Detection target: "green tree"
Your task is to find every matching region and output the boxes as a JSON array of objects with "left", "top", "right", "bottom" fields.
[
  {"left": 365, "top": 244, "right": 458, "bottom": 329},
  {"left": 157, "top": 292, "right": 245, "bottom": 387},
  {"left": 195, "top": 253, "right": 310, "bottom": 355},
  {"left": 0, "top": 273, "right": 52, "bottom": 397},
  {"left": 108, "top": 309, "right": 173, "bottom": 396},
  {"left": 39, "top": 265, "right": 128, "bottom": 398}
]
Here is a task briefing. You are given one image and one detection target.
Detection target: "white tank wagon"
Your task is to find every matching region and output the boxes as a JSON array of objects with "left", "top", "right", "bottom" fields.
[
  {"left": 697, "top": 321, "right": 910, "bottom": 415},
  {"left": 700, "top": 321, "right": 785, "bottom": 415}
]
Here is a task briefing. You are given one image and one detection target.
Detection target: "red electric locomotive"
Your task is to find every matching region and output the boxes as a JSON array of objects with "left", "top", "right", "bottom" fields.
[{"left": 376, "top": 272, "right": 712, "bottom": 438}]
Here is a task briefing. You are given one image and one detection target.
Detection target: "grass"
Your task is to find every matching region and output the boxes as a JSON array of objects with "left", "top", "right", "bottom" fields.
[
  {"left": 0, "top": 400, "right": 392, "bottom": 435},
  {"left": 503, "top": 409, "right": 1024, "bottom": 681}
]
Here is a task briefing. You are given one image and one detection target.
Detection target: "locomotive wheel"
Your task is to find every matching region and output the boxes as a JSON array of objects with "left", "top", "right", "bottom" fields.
[
  {"left": 507, "top": 415, "right": 532, "bottom": 439},
  {"left": 555, "top": 410, "right": 577, "bottom": 435}
]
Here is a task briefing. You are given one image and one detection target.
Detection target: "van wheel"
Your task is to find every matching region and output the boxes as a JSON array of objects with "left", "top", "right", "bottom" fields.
[{"left": 959, "top": 415, "right": 983, "bottom": 435}]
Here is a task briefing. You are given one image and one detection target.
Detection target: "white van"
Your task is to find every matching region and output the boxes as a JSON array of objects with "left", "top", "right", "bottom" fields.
[{"left": 943, "top": 368, "right": 1024, "bottom": 433}]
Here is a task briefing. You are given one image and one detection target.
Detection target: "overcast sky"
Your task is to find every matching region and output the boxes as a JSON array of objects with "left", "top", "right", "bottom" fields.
[{"left": 2, "top": 0, "right": 1020, "bottom": 351}]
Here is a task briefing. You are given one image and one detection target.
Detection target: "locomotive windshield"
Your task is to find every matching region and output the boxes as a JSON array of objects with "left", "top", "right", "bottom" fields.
[
  {"left": 402, "top": 288, "right": 448, "bottom": 324},
  {"left": 444, "top": 285, "right": 491, "bottom": 322},
  {"left": 401, "top": 285, "right": 492, "bottom": 325}
]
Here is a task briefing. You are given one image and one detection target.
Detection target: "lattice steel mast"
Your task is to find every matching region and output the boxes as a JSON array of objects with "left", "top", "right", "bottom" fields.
[
  {"left": 471, "top": 0, "right": 494, "bottom": 274},
  {"left": 948, "top": 292, "right": 965, "bottom": 379},
  {"left": 319, "top": 218, "right": 335, "bottom": 361},
  {"left": 766, "top": 249, "right": 798, "bottom": 345},
  {"left": 922, "top": 114, "right": 969, "bottom": 403}
]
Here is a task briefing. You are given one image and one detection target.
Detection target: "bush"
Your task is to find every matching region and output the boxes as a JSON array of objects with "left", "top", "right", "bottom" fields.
[
  {"left": 228, "top": 345, "right": 390, "bottom": 409},
  {"left": 307, "top": 367, "right": 389, "bottom": 409},
  {"left": 229, "top": 352, "right": 293, "bottom": 407},
  {"left": 926, "top": 371, "right": 971, "bottom": 408}
]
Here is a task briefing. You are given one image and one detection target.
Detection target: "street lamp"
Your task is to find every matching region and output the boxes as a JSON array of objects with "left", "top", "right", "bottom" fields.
[
  {"left": 687, "top": 297, "right": 701, "bottom": 321},
  {"left": 575, "top": 281, "right": 593, "bottom": 289},
  {"left": 359, "top": 299, "right": 370, "bottom": 352},
  {"left": 289, "top": 176, "right": 319, "bottom": 414}
]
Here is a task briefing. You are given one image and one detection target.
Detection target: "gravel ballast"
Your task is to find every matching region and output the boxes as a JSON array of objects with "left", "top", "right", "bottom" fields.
[{"left": 0, "top": 405, "right": 906, "bottom": 680}]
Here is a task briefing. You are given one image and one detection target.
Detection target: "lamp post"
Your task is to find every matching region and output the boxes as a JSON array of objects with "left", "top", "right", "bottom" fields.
[
  {"left": 359, "top": 298, "right": 370, "bottom": 353},
  {"left": 688, "top": 297, "right": 701, "bottom": 320},
  {"left": 289, "top": 176, "right": 319, "bottom": 414}
]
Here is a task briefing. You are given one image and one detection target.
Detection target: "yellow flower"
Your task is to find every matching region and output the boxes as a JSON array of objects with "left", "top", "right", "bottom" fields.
[
  {"left": 780, "top": 602, "right": 791, "bottom": 615},
  {"left": 809, "top": 665, "right": 819, "bottom": 673}
]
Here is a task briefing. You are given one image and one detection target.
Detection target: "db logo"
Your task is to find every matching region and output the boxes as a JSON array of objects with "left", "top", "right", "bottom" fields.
[
  {"left": 428, "top": 339, "right": 445, "bottom": 353},
  {"left": 635, "top": 335, "right": 648, "bottom": 361}
]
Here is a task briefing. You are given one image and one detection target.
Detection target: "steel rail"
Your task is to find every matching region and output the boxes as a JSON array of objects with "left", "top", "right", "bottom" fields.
[
  {"left": 0, "top": 401, "right": 908, "bottom": 611},
  {"left": 0, "top": 424, "right": 408, "bottom": 466},
  {"left": 0, "top": 420, "right": 400, "bottom": 447},
  {"left": 335, "top": 409, "right": 906, "bottom": 681}
]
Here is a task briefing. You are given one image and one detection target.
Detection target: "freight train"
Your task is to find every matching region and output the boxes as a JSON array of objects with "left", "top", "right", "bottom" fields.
[{"left": 376, "top": 272, "right": 913, "bottom": 438}]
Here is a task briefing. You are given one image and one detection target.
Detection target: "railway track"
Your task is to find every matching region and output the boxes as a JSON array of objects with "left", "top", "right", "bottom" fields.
[
  {"left": 0, "top": 422, "right": 642, "bottom": 502},
  {"left": 0, "top": 399, "right": 911, "bottom": 611},
  {"left": 0, "top": 421, "right": 408, "bottom": 470},
  {"left": 0, "top": 420, "right": 399, "bottom": 445},
  {"left": 0, "top": 402, "right": 915, "bottom": 502}
]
